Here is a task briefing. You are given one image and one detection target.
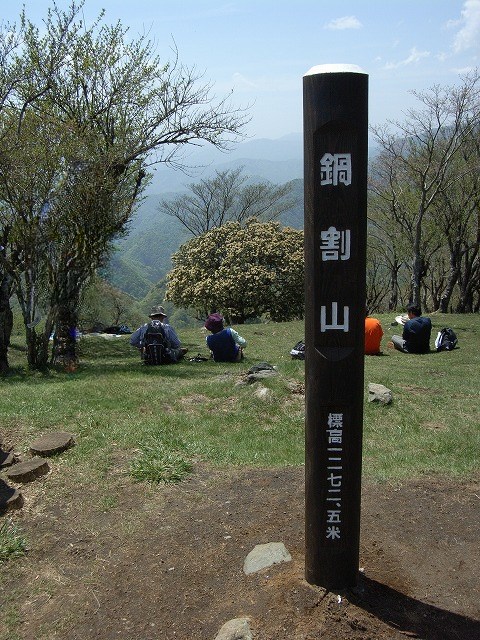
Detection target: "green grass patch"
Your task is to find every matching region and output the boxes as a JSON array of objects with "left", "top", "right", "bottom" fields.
[
  {"left": 1, "top": 314, "right": 478, "bottom": 483},
  {"left": 130, "top": 442, "right": 193, "bottom": 484},
  {"left": 0, "top": 520, "right": 27, "bottom": 563}
]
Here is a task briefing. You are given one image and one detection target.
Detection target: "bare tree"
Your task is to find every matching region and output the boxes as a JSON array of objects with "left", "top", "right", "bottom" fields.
[
  {"left": 370, "top": 69, "right": 480, "bottom": 309},
  {"left": 160, "top": 167, "right": 296, "bottom": 236}
]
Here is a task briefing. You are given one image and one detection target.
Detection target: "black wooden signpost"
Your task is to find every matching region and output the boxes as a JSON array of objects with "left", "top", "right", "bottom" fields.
[{"left": 303, "top": 64, "right": 369, "bottom": 589}]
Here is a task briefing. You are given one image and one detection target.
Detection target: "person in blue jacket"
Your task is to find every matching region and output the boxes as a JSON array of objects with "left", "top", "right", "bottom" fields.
[
  {"left": 204, "top": 313, "right": 246, "bottom": 362},
  {"left": 390, "top": 304, "right": 432, "bottom": 354}
]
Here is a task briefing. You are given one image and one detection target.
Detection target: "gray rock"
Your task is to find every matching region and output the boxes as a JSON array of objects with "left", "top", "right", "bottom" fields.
[
  {"left": 246, "top": 369, "right": 278, "bottom": 383},
  {"left": 0, "top": 449, "right": 16, "bottom": 468},
  {"left": 253, "top": 386, "right": 272, "bottom": 400},
  {"left": 243, "top": 542, "right": 292, "bottom": 575},
  {"left": 247, "top": 362, "right": 276, "bottom": 374},
  {"left": 368, "top": 383, "right": 393, "bottom": 405},
  {"left": 214, "top": 617, "right": 252, "bottom": 640}
]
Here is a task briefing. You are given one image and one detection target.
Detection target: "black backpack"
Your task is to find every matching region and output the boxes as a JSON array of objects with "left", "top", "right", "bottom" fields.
[
  {"left": 290, "top": 340, "right": 305, "bottom": 360},
  {"left": 142, "top": 320, "right": 171, "bottom": 365},
  {"left": 435, "top": 327, "right": 458, "bottom": 352}
]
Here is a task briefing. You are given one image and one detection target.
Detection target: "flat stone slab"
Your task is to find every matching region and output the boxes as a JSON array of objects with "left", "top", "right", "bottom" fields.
[
  {"left": 243, "top": 542, "right": 292, "bottom": 575},
  {"left": 6, "top": 457, "right": 50, "bottom": 483},
  {"left": 0, "top": 449, "right": 16, "bottom": 468},
  {"left": 29, "top": 431, "right": 75, "bottom": 457},
  {"left": 0, "top": 479, "right": 24, "bottom": 512}
]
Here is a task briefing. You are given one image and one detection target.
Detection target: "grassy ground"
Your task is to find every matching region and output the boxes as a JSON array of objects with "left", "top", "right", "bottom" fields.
[{"left": 1, "top": 314, "right": 478, "bottom": 493}]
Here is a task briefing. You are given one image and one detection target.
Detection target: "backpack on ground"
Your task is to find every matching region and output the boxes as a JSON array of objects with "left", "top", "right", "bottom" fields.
[
  {"left": 142, "top": 320, "right": 171, "bottom": 365},
  {"left": 290, "top": 340, "right": 305, "bottom": 360},
  {"left": 435, "top": 327, "right": 458, "bottom": 352}
]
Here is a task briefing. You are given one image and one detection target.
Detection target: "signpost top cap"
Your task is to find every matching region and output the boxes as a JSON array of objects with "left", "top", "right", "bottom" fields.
[{"left": 304, "top": 64, "right": 366, "bottom": 77}]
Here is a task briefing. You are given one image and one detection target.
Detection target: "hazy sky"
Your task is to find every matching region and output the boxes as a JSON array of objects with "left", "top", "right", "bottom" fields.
[{"left": 2, "top": 0, "right": 479, "bottom": 140}]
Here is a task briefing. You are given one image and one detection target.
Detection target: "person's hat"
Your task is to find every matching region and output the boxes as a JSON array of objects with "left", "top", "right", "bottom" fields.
[
  {"left": 204, "top": 313, "right": 224, "bottom": 332},
  {"left": 149, "top": 305, "right": 167, "bottom": 318}
]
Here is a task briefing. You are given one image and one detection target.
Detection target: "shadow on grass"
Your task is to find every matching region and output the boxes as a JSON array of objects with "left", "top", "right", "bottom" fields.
[
  {"left": 1, "top": 358, "right": 247, "bottom": 383},
  {"left": 349, "top": 574, "right": 480, "bottom": 640},
  {"left": 83, "top": 359, "right": 245, "bottom": 380}
]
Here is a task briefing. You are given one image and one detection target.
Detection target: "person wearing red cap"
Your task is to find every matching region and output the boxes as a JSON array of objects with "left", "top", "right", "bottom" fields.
[{"left": 204, "top": 313, "right": 246, "bottom": 362}]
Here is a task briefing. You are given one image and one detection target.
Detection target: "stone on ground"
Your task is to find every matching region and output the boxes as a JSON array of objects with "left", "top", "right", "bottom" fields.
[
  {"left": 243, "top": 542, "right": 291, "bottom": 575},
  {"left": 253, "top": 385, "right": 272, "bottom": 400},
  {"left": 0, "top": 479, "right": 24, "bottom": 512},
  {"left": 0, "top": 449, "right": 16, "bottom": 468},
  {"left": 6, "top": 457, "right": 50, "bottom": 483},
  {"left": 214, "top": 617, "right": 252, "bottom": 640},
  {"left": 368, "top": 382, "right": 393, "bottom": 404},
  {"left": 29, "top": 431, "right": 75, "bottom": 456},
  {"left": 247, "top": 369, "right": 278, "bottom": 383}
]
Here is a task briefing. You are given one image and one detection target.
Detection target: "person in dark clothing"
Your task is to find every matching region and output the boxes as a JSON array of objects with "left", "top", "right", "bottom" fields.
[
  {"left": 130, "top": 305, "right": 187, "bottom": 362},
  {"left": 390, "top": 304, "right": 432, "bottom": 353},
  {"left": 204, "top": 313, "right": 246, "bottom": 362}
]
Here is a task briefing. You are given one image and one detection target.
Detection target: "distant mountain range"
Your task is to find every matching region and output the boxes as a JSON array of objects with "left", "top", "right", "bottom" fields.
[
  {"left": 105, "top": 134, "right": 307, "bottom": 299},
  {"left": 106, "top": 133, "right": 381, "bottom": 299},
  {"left": 144, "top": 132, "right": 304, "bottom": 194}
]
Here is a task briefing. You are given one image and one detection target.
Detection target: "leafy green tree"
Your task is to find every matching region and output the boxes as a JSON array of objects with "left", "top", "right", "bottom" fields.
[
  {"left": 0, "top": 1, "right": 248, "bottom": 370},
  {"left": 165, "top": 219, "right": 304, "bottom": 323},
  {"left": 78, "top": 275, "right": 143, "bottom": 331},
  {"left": 0, "top": 2, "right": 84, "bottom": 371},
  {"left": 160, "top": 167, "right": 296, "bottom": 236},
  {"left": 0, "top": 111, "right": 63, "bottom": 367}
]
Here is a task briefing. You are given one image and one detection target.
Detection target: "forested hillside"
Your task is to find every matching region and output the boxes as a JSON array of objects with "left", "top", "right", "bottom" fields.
[{"left": 106, "top": 179, "right": 304, "bottom": 299}]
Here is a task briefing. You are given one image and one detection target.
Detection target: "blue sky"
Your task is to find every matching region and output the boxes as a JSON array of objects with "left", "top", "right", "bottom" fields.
[{"left": 2, "top": 1, "right": 479, "bottom": 140}]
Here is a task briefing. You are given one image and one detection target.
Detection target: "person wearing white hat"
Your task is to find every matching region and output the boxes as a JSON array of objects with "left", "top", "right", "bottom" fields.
[{"left": 130, "top": 305, "right": 187, "bottom": 362}]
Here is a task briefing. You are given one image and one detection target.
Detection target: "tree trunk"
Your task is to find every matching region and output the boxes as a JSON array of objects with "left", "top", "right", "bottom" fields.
[
  {"left": 50, "top": 270, "right": 82, "bottom": 371},
  {"left": 439, "top": 258, "right": 460, "bottom": 313},
  {"left": 52, "top": 311, "right": 78, "bottom": 371},
  {"left": 0, "top": 274, "right": 13, "bottom": 373},
  {"left": 411, "top": 255, "right": 423, "bottom": 308},
  {"left": 388, "top": 260, "right": 400, "bottom": 311},
  {"left": 456, "top": 245, "right": 479, "bottom": 313}
]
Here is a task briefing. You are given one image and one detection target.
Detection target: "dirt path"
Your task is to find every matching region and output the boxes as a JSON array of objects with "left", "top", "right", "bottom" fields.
[{"left": 1, "top": 465, "right": 479, "bottom": 640}]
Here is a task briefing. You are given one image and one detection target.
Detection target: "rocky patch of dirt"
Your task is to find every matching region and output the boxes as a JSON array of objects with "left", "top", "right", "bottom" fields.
[{"left": 1, "top": 465, "right": 479, "bottom": 640}]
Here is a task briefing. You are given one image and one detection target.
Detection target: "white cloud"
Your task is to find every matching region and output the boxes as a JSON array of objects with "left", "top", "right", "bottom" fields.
[
  {"left": 231, "top": 72, "right": 257, "bottom": 89},
  {"left": 452, "top": 0, "right": 480, "bottom": 52},
  {"left": 452, "top": 65, "right": 475, "bottom": 74},
  {"left": 383, "top": 47, "right": 430, "bottom": 70},
  {"left": 324, "top": 16, "right": 362, "bottom": 30}
]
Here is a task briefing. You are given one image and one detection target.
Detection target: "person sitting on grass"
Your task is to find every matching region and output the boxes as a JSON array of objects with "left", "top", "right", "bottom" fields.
[
  {"left": 204, "top": 313, "right": 246, "bottom": 362},
  {"left": 365, "top": 307, "right": 384, "bottom": 355},
  {"left": 130, "top": 305, "right": 188, "bottom": 363},
  {"left": 389, "top": 303, "right": 432, "bottom": 354}
]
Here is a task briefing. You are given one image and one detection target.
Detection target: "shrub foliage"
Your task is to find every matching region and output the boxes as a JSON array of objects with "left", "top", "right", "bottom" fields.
[{"left": 165, "top": 219, "right": 304, "bottom": 322}]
